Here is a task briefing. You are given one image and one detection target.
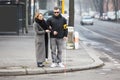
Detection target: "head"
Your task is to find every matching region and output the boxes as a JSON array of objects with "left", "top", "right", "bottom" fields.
[
  {"left": 53, "top": 7, "right": 60, "bottom": 17},
  {"left": 35, "top": 12, "right": 43, "bottom": 20}
]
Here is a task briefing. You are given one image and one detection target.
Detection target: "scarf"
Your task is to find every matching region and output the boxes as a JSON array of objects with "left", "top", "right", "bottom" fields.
[{"left": 35, "top": 18, "right": 48, "bottom": 30}]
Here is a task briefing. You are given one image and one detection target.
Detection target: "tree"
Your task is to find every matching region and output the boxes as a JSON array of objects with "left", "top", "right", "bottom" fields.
[
  {"left": 92, "top": 0, "right": 99, "bottom": 12},
  {"left": 93, "top": 0, "right": 103, "bottom": 17},
  {"left": 113, "top": 0, "right": 118, "bottom": 21},
  {"left": 106, "top": 0, "right": 109, "bottom": 12}
]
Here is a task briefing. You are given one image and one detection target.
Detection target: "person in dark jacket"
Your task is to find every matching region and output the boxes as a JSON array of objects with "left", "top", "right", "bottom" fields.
[
  {"left": 33, "top": 13, "right": 50, "bottom": 67},
  {"left": 47, "top": 7, "right": 68, "bottom": 68}
]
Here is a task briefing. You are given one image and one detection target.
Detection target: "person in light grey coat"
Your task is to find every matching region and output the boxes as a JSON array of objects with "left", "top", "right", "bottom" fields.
[{"left": 33, "top": 13, "right": 50, "bottom": 67}]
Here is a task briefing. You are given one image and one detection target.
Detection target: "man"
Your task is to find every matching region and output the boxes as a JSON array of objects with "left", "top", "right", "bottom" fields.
[{"left": 47, "top": 7, "right": 68, "bottom": 68}]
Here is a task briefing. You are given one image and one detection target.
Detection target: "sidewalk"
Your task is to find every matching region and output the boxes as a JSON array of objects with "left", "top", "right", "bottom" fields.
[{"left": 0, "top": 31, "right": 104, "bottom": 76}]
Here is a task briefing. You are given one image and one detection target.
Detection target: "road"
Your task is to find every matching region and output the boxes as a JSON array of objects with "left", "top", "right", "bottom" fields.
[
  {"left": 75, "top": 19, "right": 120, "bottom": 62},
  {"left": 73, "top": 0, "right": 120, "bottom": 62}
]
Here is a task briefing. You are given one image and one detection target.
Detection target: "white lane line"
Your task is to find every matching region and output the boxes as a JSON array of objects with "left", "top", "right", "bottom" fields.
[
  {"left": 81, "top": 27, "right": 120, "bottom": 68},
  {"left": 80, "top": 26, "right": 120, "bottom": 44},
  {"left": 80, "top": 26, "right": 120, "bottom": 69},
  {"left": 117, "top": 67, "right": 120, "bottom": 69}
]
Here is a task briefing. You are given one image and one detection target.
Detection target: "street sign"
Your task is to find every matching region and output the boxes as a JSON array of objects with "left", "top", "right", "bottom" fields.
[{"left": 68, "top": 26, "right": 74, "bottom": 32}]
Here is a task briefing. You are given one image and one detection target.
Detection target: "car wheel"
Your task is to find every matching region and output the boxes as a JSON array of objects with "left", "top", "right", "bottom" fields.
[
  {"left": 91, "top": 23, "right": 93, "bottom": 25},
  {"left": 81, "top": 22, "right": 84, "bottom": 25}
]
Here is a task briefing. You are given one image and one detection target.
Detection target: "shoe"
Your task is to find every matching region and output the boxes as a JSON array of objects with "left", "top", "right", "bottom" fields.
[
  {"left": 37, "top": 62, "right": 44, "bottom": 67},
  {"left": 45, "top": 58, "right": 49, "bottom": 64},
  {"left": 50, "top": 63, "right": 57, "bottom": 68},
  {"left": 38, "top": 64, "right": 44, "bottom": 67},
  {"left": 58, "top": 63, "right": 65, "bottom": 68},
  {"left": 45, "top": 58, "right": 48, "bottom": 62}
]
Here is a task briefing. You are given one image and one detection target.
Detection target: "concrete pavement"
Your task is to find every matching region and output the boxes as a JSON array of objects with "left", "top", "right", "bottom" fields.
[{"left": 0, "top": 30, "right": 104, "bottom": 76}]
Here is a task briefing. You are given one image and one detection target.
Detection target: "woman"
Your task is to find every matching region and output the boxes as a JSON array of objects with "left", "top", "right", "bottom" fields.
[{"left": 33, "top": 13, "right": 50, "bottom": 67}]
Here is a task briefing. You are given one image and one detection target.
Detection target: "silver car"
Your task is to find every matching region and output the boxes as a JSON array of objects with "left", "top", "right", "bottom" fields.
[
  {"left": 43, "top": 10, "right": 54, "bottom": 20},
  {"left": 80, "top": 15, "right": 94, "bottom": 25}
]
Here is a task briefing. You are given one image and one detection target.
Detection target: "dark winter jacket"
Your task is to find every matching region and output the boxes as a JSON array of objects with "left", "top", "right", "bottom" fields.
[{"left": 47, "top": 14, "right": 68, "bottom": 38}]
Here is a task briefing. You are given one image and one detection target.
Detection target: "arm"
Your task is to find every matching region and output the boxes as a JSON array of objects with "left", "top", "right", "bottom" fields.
[
  {"left": 47, "top": 18, "right": 54, "bottom": 34},
  {"left": 63, "top": 18, "right": 68, "bottom": 37},
  {"left": 44, "top": 20, "right": 51, "bottom": 33},
  {"left": 33, "top": 22, "right": 45, "bottom": 35}
]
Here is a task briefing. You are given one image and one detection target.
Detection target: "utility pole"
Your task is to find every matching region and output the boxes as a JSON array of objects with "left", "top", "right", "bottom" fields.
[
  {"left": 68, "top": 0, "right": 74, "bottom": 26},
  {"left": 61, "top": 0, "right": 65, "bottom": 14},
  {"left": 67, "top": 0, "right": 75, "bottom": 49},
  {"left": 25, "top": 0, "right": 29, "bottom": 33},
  {"left": 33, "top": 0, "right": 36, "bottom": 21},
  {"left": 28, "top": 0, "right": 31, "bottom": 25}
]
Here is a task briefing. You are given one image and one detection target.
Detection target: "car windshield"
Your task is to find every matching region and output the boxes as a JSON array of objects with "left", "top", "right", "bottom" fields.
[
  {"left": 39, "top": 9, "right": 48, "bottom": 14},
  {"left": 43, "top": 10, "right": 54, "bottom": 16},
  {"left": 83, "top": 16, "right": 92, "bottom": 19}
]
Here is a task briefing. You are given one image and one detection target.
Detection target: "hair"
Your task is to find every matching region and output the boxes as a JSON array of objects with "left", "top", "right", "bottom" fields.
[
  {"left": 34, "top": 12, "right": 43, "bottom": 19},
  {"left": 34, "top": 12, "right": 39, "bottom": 19},
  {"left": 54, "top": 7, "right": 60, "bottom": 10}
]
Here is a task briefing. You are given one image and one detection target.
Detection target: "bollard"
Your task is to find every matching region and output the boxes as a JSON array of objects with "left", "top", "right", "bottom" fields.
[
  {"left": 66, "top": 26, "right": 74, "bottom": 49},
  {"left": 74, "top": 31, "right": 79, "bottom": 49}
]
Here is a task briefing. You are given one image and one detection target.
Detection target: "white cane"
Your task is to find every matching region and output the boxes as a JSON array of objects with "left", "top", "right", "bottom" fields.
[
  {"left": 63, "top": 39, "right": 67, "bottom": 74},
  {"left": 45, "top": 32, "right": 51, "bottom": 64}
]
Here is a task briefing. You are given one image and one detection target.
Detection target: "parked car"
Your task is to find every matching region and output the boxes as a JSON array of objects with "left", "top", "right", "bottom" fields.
[
  {"left": 101, "top": 13, "right": 108, "bottom": 21},
  {"left": 107, "top": 11, "right": 115, "bottom": 20},
  {"left": 80, "top": 15, "right": 94, "bottom": 25},
  {"left": 43, "top": 10, "right": 54, "bottom": 20},
  {"left": 94, "top": 13, "right": 100, "bottom": 19},
  {"left": 39, "top": 9, "right": 48, "bottom": 15},
  {"left": 117, "top": 10, "right": 120, "bottom": 19}
]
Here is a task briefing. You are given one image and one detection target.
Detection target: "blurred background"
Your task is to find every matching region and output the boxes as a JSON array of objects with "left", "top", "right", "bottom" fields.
[{"left": 0, "top": 0, "right": 120, "bottom": 35}]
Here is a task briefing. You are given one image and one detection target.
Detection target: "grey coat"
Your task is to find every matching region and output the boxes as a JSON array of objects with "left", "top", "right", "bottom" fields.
[{"left": 33, "top": 22, "right": 46, "bottom": 63}]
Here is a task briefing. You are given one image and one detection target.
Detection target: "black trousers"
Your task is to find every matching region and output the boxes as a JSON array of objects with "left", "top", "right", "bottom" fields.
[{"left": 45, "top": 33, "right": 48, "bottom": 59}]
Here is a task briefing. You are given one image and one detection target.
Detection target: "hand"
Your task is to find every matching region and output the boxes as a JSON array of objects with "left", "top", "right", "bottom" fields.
[
  {"left": 53, "top": 31, "right": 58, "bottom": 35},
  {"left": 45, "top": 30, "right": 50, "bottom": 33},
  {"left": 63, "top": 37, "right": 67, "bottom": 41}
]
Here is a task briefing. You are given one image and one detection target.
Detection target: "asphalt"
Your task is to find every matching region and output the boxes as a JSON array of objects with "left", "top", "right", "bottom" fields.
[{"left": 0, "top": 27, "right": 104, "bottom": 76}]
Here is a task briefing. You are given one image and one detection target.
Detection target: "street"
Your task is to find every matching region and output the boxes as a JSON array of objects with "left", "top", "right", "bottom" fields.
[
  {"left": 75, "top": 19, "right": 120, "bottom": 62},
  {"left": 74, "top": 0, "right": 120, "bottom": 64}
]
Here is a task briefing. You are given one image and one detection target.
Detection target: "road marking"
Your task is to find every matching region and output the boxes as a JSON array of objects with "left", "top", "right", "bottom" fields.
[
  {"left": 102, "top": 68, "right": 112, "bottom": 71},
  {"left": 80, "top": 26, "right": 120, "bottom": 44},
  {"left": 99, "top": 72, "right": 106, "bottom": 75},
  {"left": 117, "top": 67, "right": 120, "bottom": 69},
  {"left": 113, "top": 61, "right": 119, "bottom": 64},
  {"left": 80, "top": 26, "right": 120, "bottom": 69}
]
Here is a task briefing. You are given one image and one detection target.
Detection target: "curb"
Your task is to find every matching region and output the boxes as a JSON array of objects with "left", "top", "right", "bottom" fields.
[
  {"left": 80, "top": 43, "right": 104, "bottom": 68},
  {"left": 0, "top": 62, "right": 104, "bottom": 76}
]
